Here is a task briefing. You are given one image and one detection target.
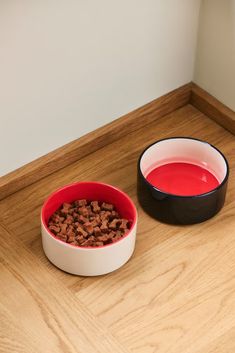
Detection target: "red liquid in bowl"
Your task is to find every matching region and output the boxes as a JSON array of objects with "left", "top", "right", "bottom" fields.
[{"left": 146, "top": 162, "right": 219, "bottom": 196}]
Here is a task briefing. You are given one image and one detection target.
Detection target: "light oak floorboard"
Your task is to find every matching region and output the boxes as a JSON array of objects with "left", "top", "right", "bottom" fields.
[
  {"left": 1, "top": 104, "right": 235, "bottom": 352},
  {"left": 0, "top": 224, "right": 130, "bottom": 353}
]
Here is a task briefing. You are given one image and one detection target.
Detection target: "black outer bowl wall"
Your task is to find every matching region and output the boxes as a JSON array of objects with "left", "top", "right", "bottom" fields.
[
  {"left": 137, "top": 171, "right": 228, "bottom": 224},
  {"left": 137, "top": 137, "right": 229, "bottom": 225}
]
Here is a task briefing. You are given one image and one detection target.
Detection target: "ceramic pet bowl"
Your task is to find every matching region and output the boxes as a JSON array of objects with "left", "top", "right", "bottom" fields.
[
  {"left": 41, "top": 181, "right": 137, "bottom": 276},
  {"left": 137, "top": 137, "right": 229, "bottom": 224}
]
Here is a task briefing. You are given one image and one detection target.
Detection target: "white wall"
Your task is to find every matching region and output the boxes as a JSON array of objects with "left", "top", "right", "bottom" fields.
[
  {"left": 0, "top": 0, "right": 201, "bottom": 176},
  {"left": 194, "top": 0, "right": 235, "bottom": 111}
]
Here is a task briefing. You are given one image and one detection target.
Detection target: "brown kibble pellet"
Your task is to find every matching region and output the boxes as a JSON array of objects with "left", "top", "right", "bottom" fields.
[
  {"left": 101, "top": 202, "right": 114, "bottom": 211},
  {"left": 48, "top": 199, "right": 130, "bottom": 247},
  {"left": 95, "top": 215, "right": 102, "bottom": 225},
  {"left": 78, "top": 215, "right": 89, "bottom": 224},
  {"left": 90, "top": 218, "right": 98, "bottom": 227},
  {"left": 75, "top": 234, "right": 84, "bottom": 242},
  {"left": 61, "top": 203, "right": 71, "bottom": 214},
  {"left": 68, "top": 207, "right": 75, "bottom": 215},
  {"left": 83, "top": 222, "right": 94, "bottom": 235},
  {"left": 74, "top": 199, "right": 87, "bottom": 207},
  {"left": 100, "top": 221, "right": 109, "bottom": 233},
  {"left": 52, "top": 214, "right": 64, "bottom": 223},
  {"left": 61, "top": 208, "right": 69, "bottom": 215},
  {"left": 70, "top": 241, "right": 79, "bottom": 246},
  {"left": 100, "top": 210, "right": 112, "bottom": 221},
  {"left": 100, "top": 211, "right": 108, "bottom": 221},
  {"left": 63, "top": 202, "right": 72, "bottom": 208},
  {"left": 97, "top": 234, "right": 109, "bottom": 242},
  {"left": 94, "top": 226, "right": 102, "bottom": 236},
  {"left": 72, "top": 212, "right": 79, "bottom": 219},
  {"left": 79, "top": 199, "right": 87, "bottom": 207},
  {"left": 109, "top": 219, "right": 121, "bottom": 230},
  {"left": 67, "top": 228, "right": 75, "bottom": 237},
  {"left": 64, "top": 215, "right": 73, "bottom": 224},
  {"left": 81, "top": 236, "right": 95, "bottom": 247},
  {"left": 95, "top": 241, "right": 104, "bottom": 246},
  {"left": 119, "top": 219, "right": 129, "bottom": 231},
  {"left": 60, "top": 223, "right": 68, "bottom": 235},
  {"left": 78, "top": 207, "right": 89, "bottom": 217},
  {"left": 110, "top": 210, "right": 119, "bottom": 220},
  {"left": 80, "top": 239, "right": 90, "bottom": 246},
  {"left": 112, "top": 230, "right": 123, "bottom": 242},
  {"left": 49, "top": 225, "right": 60, "bottom": 234},
  {"left": 76, "top": 226, "right": 88, "bottom": 237},
  {"left": 86, "top": 206, "right": 94, "bottom": 217},
  {"left": 91, "top": 201, "right": 100, "bottom": 213},
  {"left": 67, "top": 235, "right": 75, "bottom": 243},
  {"left": 58, "top": 216, "right": 65, "bottom": 222},
  {"left": 57, "top": 233, "right": 67, "bottom": 242}
]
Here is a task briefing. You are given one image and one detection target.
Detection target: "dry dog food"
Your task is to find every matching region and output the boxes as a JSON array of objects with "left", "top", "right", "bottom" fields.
[{"left": 48, "top": 200, "right": 131, "bottom": 247}]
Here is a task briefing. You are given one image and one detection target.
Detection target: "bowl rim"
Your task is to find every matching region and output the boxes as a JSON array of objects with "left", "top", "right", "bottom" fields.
[
  {"left": 138, "top": 136, "right": 229, "bottom": 198},
  {"left": 41, "top": 181, "right": 137, "bottom": 250}
]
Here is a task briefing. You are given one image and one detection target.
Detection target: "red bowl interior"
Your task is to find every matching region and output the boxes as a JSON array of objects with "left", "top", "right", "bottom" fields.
[{"left": 41, "top": 181, "right": 137, "bottom": 235}]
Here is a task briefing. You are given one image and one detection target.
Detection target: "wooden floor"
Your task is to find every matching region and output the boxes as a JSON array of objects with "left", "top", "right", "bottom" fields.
[{"left": 1, "top": 104, "right": 235, "bottom": 353}]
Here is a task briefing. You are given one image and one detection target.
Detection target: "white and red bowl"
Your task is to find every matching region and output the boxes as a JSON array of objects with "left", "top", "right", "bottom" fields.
[{"left": 41, "top": 181, "right": 137, "bottom": 276}]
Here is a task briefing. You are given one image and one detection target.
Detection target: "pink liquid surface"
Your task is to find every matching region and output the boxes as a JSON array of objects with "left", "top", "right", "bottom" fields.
[{"left": 146, "top": 162, "right": 219, "bottom": 196}]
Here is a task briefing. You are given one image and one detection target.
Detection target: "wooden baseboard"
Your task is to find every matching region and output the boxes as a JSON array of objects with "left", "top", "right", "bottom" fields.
[
  {"left": 1, "top": 82, "right": 234, "bottom": 201},
  {"left": 0, "top": 83, "right": 191, "bottom": 201},
  {"left": 190, "top": 83, "right": 235, "bottom": 134}
]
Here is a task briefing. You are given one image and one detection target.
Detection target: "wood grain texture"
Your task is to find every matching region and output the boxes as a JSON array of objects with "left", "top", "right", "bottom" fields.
[
  {"left": 191, "top": 83, "right": 235, "bottom": 134},
  {"left": 1, "top": 104, "right": 235, "bottom": 352},
  {"left": 0, "top": 83, "right": 191, "bottom": 201},
  {"left": 0, "top": 223, "right": 130, "bottom": 353}
]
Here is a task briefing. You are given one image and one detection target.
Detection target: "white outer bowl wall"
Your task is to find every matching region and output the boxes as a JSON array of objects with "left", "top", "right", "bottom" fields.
[{"left": 41, "top": 219, "right": 137, "bottom": 276}]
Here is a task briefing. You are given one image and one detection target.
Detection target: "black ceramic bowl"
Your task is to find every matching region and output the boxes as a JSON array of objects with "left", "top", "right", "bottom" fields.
[{"left": 137, "top": 137, "right": 229, "bottom": 225}]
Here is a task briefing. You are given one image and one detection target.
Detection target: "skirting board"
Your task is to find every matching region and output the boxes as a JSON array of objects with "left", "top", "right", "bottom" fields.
[
  {"left": 191, "top": 83, "right": 235, "bottom": 135},
  {"left": 0, "top": 83, "right": 191, "bottom": 200},
  {"left": 0, "top": 82, "right": 234, "bottom": 201}
]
